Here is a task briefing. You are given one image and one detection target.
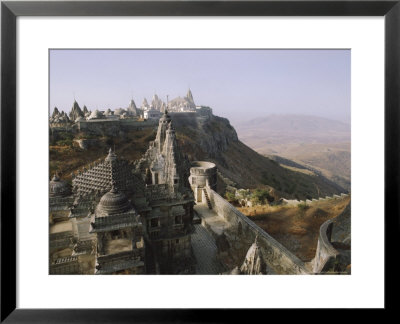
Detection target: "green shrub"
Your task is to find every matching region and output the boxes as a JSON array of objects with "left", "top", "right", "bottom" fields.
[
  {"left": 56, "top": 139, "right": 73, "bottom": 147},
  {"left": 297, "top": 202, "right": 309, "bottom": 211},
  {"left": 225, "top": 191, "right": 237, "bottom": 203},
  {"left": 251, "top": 189, "right": 274, "bottom": 205}
]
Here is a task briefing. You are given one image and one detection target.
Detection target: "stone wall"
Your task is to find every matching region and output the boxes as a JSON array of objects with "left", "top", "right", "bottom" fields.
[
  {"left": 206, "top": 188, "right": 309, "bottom": 274},
  {"left": 313, "top": 203, "right": 351, "bottom": 273},
  {"left": 77, "top": 119, "right": 158, "bottom": 136},
  {"left": 281, "top": 193, "right": 349, "bottom": 206},
  {"left": 312, "top": 220, "right": 339, "bottom": 273}
]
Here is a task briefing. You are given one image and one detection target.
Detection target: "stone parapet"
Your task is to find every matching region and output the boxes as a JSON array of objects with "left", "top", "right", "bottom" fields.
[
  {"left": 206, "top": 188, "right": 309, "bottom": 274},
  {"left": 312, "top": 219, "right": 340, "bottom": 273}
]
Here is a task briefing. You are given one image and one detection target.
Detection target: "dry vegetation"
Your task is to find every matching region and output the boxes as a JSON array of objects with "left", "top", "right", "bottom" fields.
[
  {"left": 238, "top": 196, "right": 350, "bottom": 262},
  {"left": 49, "top": 128, "right": 155, "bottom": 181}
]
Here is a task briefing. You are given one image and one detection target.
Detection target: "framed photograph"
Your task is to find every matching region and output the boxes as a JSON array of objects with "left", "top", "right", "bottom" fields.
[{"left": 1, "top": 0, "right": 398, "bottom": 321}]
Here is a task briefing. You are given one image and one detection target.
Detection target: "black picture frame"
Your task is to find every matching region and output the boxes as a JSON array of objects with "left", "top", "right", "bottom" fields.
[{"left": 1, "top": 0, "right": 398, "bottom": 322}]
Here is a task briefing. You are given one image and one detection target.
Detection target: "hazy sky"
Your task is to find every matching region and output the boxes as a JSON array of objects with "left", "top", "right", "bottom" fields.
[{"left": 50, "top": 49, "right": 350, "bottom": 125}]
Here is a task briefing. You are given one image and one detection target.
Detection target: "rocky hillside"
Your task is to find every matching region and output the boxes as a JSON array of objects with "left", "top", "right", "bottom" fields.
[
  {"left": 49, "top": 112, "right": 346, "bottom": 200},
  {"left": 169, "top": 113, "right": 345, "bottom": 199}
]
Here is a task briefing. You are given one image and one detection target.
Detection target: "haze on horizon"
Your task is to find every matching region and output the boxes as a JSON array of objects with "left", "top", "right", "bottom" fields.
[{"left": 50, "top": 49, "right": 350, "bottom": 125}]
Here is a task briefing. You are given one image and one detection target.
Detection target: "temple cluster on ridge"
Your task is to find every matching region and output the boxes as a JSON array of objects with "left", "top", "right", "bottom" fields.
[{"left": 50, "top": 89, "right": 210, "bottom": 125}]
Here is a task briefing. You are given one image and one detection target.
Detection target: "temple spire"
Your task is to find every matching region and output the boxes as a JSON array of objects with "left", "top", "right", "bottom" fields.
[{"left": 105, "top": 147, "right": 117, "bottom": 162}]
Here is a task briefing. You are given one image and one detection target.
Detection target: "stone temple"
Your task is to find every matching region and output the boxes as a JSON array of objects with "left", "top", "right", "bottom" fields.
[{"left": 50, "top": 111, "right": 197, "bottom": 274}]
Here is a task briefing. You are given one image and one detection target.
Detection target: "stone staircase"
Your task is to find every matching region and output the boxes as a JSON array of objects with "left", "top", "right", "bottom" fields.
[{"left": 203, "top": 188, "right": 212, "bottom": 209}]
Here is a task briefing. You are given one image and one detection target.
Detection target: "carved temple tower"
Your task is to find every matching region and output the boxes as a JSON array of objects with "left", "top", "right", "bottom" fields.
[{"left": 137, "top": 111, "right": 196, "bottom": 274}]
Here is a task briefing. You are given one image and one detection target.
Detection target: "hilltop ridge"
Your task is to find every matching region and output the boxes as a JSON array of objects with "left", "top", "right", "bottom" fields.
[{"left": 50, "top": 111, "right": 346, "bottom": 200}]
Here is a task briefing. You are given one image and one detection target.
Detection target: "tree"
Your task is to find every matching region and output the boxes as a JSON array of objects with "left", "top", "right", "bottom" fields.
[
  {"left": 225, "top": 191, "right": 237, "bottom": 203},
  {"left": 251, "top": 189, "right": 273, "bottom": 205}
]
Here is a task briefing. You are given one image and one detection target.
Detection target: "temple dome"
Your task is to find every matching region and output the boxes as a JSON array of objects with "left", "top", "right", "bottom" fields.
[
  {"left": 104, "top": 108, "right": 113, "bottom": 116},
  {"left": 96, "top": 183, "right": 131, "bottom": 216},
  {"left": 114, "top": 108, "right": 126, "bottom": 116},
  {"left": 87, "top": 109, "right": 103, "bottom": 120},
  {"left": 49, "top": 174, "right": 70, "bottom": 197}
]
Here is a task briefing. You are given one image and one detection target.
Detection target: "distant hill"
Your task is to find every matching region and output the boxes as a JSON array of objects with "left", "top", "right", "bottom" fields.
[
  {"left": 234, "top": 114, "right": 351, "bottom": 191},
  {"left": 238, "top": 114, "right": 349, "bottom": 131},
  {"left": 236, "top": 114, "right": 350, "bottom": 145}
]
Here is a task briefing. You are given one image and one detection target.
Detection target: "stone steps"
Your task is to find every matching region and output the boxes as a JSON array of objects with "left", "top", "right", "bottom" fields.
[{"left": 203, "top": 188, "right": 212, "bottom": 209}]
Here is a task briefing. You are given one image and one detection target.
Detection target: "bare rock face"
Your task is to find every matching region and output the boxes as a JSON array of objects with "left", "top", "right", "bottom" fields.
[
  {"left": 200, "top": 115, "right": 238, "bottom": 155},
  {"left": 169, "top": 112, "right": 238, "bottom": 159}
]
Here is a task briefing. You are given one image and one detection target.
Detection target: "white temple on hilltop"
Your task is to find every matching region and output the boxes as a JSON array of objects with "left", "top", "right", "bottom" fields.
[{"left": 50, "top": 89, "right": 200, "bottom": 125}]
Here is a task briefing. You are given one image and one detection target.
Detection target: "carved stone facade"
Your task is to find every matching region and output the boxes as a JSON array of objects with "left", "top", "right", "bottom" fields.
[{"left": 134, "top": 111, "right": 196, "bottom": 274}]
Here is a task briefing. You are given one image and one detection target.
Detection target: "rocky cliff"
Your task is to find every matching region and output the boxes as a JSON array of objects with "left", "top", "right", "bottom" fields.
[{"left": 170, "top": 112, "right": 346, "bottom": 200}]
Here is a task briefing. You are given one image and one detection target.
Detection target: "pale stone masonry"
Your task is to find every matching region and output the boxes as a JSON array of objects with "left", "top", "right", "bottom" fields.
[{"left": 51, "top": 111, "right": 196, "bottom": 274}]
